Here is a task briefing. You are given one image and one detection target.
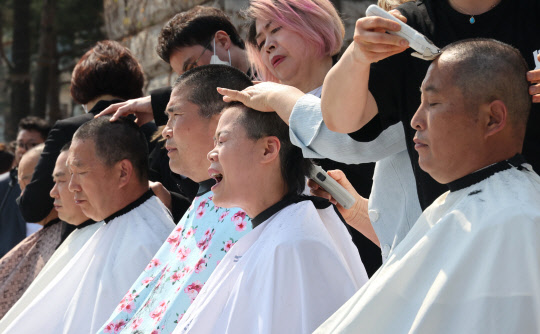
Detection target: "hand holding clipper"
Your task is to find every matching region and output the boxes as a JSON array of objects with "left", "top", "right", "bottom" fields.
[
  {"left": 365, "top": 5, "right": 440, "bottom": 60},
  {"left": 308, "top": 165, "right": 356, "bottom": 209}
]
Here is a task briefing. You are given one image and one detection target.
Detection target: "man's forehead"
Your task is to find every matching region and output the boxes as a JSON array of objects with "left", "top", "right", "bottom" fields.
[
  {"left": 167, "top": 89, "right": 199, "bottom": 113},
  {"left": 68, "top": 139, "right": 96, "bottom": 165}
]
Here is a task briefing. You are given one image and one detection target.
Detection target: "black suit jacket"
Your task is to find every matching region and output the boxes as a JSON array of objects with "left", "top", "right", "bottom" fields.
[{"left": 18, "top": 100, "right": 157, "bottom": 222}]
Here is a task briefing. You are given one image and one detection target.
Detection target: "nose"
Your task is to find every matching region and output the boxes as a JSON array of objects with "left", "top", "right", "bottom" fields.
[
  {"left": 68, "top": 174, "right": 81, "bottom": 193},
  {"left": 162, "top": 121, "right": 173, "bottom": 139},
  {"left": 264, "top": 37, "right": 276, "bottom": 53},
  {"left": 207, "top": 147, "right": 218, "bottom": 162},
  {"left": 411, "top": 104, "right": 426, "bottom": 131},
  {"left": 50, "top": 182, "right": 59, "bottom": 199}
]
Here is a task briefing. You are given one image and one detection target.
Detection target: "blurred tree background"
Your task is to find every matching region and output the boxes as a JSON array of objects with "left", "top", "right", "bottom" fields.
[{"left": 0, "top": 0, "right": 104, "bottom": 141}]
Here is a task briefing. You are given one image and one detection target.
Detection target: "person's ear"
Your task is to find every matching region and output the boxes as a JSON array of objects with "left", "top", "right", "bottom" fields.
[
  {"left": 214, "top": 30, "right": 232, "bottom": 51},
  {"left": 483, "top": 100, "right": 508, "bottom": 138},
  {"left": 116, "top": 159, "right": 134, "bottom": 188},
  {"left": 260, "top": 136, "right": 281, "bottom": 164}
]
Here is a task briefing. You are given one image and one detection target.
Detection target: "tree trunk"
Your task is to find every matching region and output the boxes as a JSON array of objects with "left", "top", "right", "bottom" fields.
[
  {"left": 33, "top": 0, "right": 57, "bottom": 120},
  {"left": 6, "top": 0, "right": 31, "bottom": 141},
  {"left": 47, "top": 30, "right": 61, "bottom": 122}
]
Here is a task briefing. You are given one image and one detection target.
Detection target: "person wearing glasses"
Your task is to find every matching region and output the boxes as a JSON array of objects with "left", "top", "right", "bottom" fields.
[{"left": 0, "top": 117, "right": 50, "bottom": 258}]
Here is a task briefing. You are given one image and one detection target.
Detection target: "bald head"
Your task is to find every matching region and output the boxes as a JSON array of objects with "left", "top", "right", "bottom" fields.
[
  {"left": 438, "top": 39, "right": 531, "bottom": 138},
  {"left": 18, "top": 144, "right": 45, "bottom": 192}
]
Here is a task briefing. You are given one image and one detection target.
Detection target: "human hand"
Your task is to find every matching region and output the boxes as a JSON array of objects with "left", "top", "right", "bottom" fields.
[
  {"left": 528, "top": 54, "right": 540, "bottom": 103},
  {"left": 94, "top": 96, "right": 154, "bottom": 125},
  {"left": 351, "top": 9, "right": 409, "bottom": 65},
  {"left": 149, "top": 181, "right": 172, "bottom": 211},
  {"left": 217, "top": 82, "right": 301, "bottom": 112},
  {"left": 307, "top": 169, "right": 367, "bottom": 223}
]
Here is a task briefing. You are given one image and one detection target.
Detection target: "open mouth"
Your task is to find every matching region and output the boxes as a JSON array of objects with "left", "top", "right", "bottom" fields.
[{"left": 211, "top": 173, "right": 223, "bottom": 183}]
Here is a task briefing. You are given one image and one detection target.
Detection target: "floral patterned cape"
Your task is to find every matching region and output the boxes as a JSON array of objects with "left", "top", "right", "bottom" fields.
[{"left": 98, "top": 189, "right": 251, "bottom": 334}]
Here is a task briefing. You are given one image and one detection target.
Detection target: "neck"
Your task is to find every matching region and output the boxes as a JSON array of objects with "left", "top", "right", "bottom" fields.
[
  {"left": 38, "top": 209, "right": 59, "bottom": 226},
  {"left": 100, "top": 182, "right": 149, "bottom": 221},
  {"left": 243, "top": 174, "right": 288, "bottom": 218},
  {"left": 86, "top": 95, "right": 123, "bottom": 112},
  {"left": 284, "top": 56, "right": 333, "bottom": 94},
  {"left": 231, "top": 47, "right": 250, "bottom": 75},
  {"left": 448, "top": 0, "right": 501, "bottom": 15}
]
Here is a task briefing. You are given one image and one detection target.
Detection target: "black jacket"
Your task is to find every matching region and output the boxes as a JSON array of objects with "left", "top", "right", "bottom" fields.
[{"left": 18, "top": 100, "right": 157, "bottom": 222}]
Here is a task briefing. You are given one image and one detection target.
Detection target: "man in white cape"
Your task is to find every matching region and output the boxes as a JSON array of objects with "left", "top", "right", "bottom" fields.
[
  {"left": 0, "top": 144, "right": 99, "bottom": 330},
  {"left": 315, "top": 39, "right": 540, "bottom": 333},
  {"left": 175, "top": 104, "right": 368, "bottom": 333},
  {"left": 3, "top": 117, "right": 175, "bottom": 333}
]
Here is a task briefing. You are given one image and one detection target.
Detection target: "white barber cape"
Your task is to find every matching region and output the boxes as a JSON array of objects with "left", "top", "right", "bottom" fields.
[
  {"left": 0, "top": 220, "right": 100, "bottom": 330},
  {"left": 3, "top": 191, "right": 175, "bottom": 334},
  {"left": 315, "top": 155, "right": 540, "bottom": 334},
  {"left": 175, "top": 196, "right": 368, "bottom": 334}
]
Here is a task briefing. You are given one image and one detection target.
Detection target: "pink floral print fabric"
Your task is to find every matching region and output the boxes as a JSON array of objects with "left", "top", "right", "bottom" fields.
[{"left": 97, "top": 191, "right": 251, "bottom": 334}]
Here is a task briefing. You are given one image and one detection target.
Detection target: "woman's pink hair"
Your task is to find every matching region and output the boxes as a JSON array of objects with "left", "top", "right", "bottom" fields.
[{"left": 246, "top": 0, "right": 345, "bottom": 82}]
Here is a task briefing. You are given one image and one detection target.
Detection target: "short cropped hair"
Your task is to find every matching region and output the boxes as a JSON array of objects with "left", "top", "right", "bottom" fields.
[
  {"left": 157, "top": 6, "right": 245, "bottom": 64},
  {"left": 246, "top": 0, "right": 345, "bottom": 82},
  {"left": 60, "top": 141, "right": 71, "bottom": 153},
  {"left": 440, "top": 39, "right": 531, "bottom": 133},
  {"left": 172, "top": 64, "right": 252, "bottom": 119},
  {"left": 0, "top": 143, "right": 14, "bottom": 173},
  {"left": 73, "top": 116, "right": 149, "bottom": 182},
  {"left": 70, "top": 40, "right": 144, "bottom": 104},
  {"left": 230, "top": 104, "right": 310, "bottom": 195},
  {"left": 18, "top": 116, "right": 51, "bottom": 140}
]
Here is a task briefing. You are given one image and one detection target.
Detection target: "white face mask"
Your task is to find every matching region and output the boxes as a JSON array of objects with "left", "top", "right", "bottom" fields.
[{"left": 210, "top": 38, "right": 231, "bottom": 66}]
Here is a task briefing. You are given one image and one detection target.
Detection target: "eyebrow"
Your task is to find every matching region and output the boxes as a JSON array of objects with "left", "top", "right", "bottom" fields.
[
  {"left": 52, "top": 171, "right": 66, "bottom": 178},
  {"left": 420, "top": 84, "right": 439, "bottom": 93},
  {"left": 165, "top": 105, "right": 179, "bottom": 116},
  {"left": 70, "top": 159, "right": 84, "bottom": 168},
  {"left": 215, "top": 130, "right": 231, "bottom": 139},
  {"left": 255, "top": 21, "right": 273, "bottom": 41}
]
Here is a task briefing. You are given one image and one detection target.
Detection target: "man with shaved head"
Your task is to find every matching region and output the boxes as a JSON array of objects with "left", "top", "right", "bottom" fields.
[
  {"left": 4, "top": 117, "right": 175, "bottom": 333},
  {"left": 0, "top": 144, "right": 61, "bottom": 319},
  {"left": 316, "top": 39, "right": 540, "bottom": 334}
]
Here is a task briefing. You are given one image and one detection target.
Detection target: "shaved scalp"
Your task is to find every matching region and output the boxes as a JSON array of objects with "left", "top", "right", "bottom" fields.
[
  {"left": 73, "top": 116, "right": 149, "bottom": 182},
  {"left": 439, "top": 39, "right": 531, "bottom": 135},
  {"left": 20, "top": 143, "right": 45, "bottom": 167},
  {"left": 172, "top": 64, "right": 252, "bottom": 119}
]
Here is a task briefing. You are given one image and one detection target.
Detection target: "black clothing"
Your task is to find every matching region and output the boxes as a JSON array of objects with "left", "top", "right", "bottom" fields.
[
  {"left": 18, "top": 100, "right": 157, "bottom": 223},
  {"left": 0, "top": 170, "right": 26, "bottom": 258},
  {"left": 350, "top": 0, "right": 540, "bottom": 210}
]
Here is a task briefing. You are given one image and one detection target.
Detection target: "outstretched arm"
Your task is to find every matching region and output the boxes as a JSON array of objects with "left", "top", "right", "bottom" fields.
[
  {"left": 217, "top": 82, "right": 304, "bottom": 125},
  {"left": 321, "top": 11, "right": 408, "bottom": 134}
]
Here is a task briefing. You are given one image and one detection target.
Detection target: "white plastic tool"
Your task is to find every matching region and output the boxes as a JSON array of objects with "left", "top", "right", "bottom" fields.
[
  {"left": 365, "top": 4, "right": 441, "bottom": 60},
  {"left": 308, "top": 164, "right": 356, "bottom": 210}
]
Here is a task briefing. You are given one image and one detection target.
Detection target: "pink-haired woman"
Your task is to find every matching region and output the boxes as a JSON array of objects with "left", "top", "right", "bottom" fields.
[{"left": 221, "top": 0, "right": 384, "bottom": 276}]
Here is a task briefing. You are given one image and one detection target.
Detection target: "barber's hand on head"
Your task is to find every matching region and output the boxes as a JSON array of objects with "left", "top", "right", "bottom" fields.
[
  {"left": 352, "top": 9, "right": 409, "bottom": 65},
  {"left": 94, "top": 96, "right": 154, "bottom": 126},
  {"left": 307, "top": 169, "right": 367, "bottom": 224},
  {"left": 217, "top": 82, "right": 296, "bottom": 112},
  {"left": 528, "top": 54, "right": 540, "bottom": 103},
  {"left": 149, "top": 181, "right": 172, "bottom": 211}
]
